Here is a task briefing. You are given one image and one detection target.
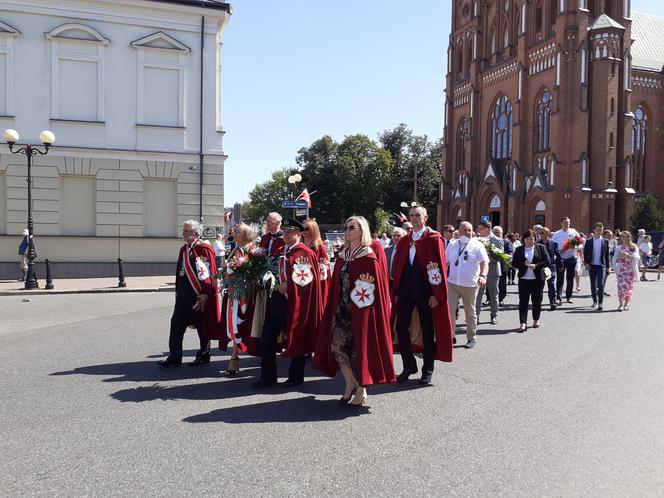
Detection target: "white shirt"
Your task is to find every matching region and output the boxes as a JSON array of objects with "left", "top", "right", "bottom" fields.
[
  {"left": 639, "top": 242, "right": 652, "bottom": 256},
  {"left": 522, "top": 246, "right": 536, "bottom": 280},
  {"left": 552, "top": 227, "right": 580, "bottom": 260},
  {"left": 446, "top": 236, "right": 489, "bottom": 288},
  {"left": 381, "top": 237, "right": 391, "bottom": 249},
  {"left": 591, "top": 237, "right": 603, "bottom": 266},
  {"left": 213, "top": 240, "right": 225, "bottom": 258},
  {"left": 409, "top": 227, "right": 427, "bottom": 265}
]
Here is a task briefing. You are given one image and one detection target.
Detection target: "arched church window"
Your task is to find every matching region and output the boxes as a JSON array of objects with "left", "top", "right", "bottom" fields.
[
  {"left": 631, "top": 105, "right": 648, "bottom": 190},
  {"left": 536, "top": 90, "right": 552, "bottom": 151},
  {"left": 490, "top": 95, "right": 513, "bottom": 160},
  {"left": 456, "top": 118, "right": 469, "bottom": 171}
]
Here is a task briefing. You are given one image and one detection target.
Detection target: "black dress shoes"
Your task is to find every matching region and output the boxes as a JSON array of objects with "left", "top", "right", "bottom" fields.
[
  {"left": 189, "top": 353, "right": 211, "bottom": 366},
  {"left": 252, "top": 379, "right": 278, "bottom": 389},
  {"left": 396, "top": 369, "right": 418, "bottom": 382},
  {"left": 281, "top": 378, "right": 304, "bottom": 387},
  {"left": 419, "top": 373, "right": 433, "bottom": 386},
  {"left": 157, "top": 357, "right": 181, "bottom": 367}
]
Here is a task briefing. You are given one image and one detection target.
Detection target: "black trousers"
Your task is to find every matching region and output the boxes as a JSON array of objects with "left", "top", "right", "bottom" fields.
[
  {"left": 518, "top": 279, "right": 544, "bottom": 324},
  {"left": 396, "top": 294, "right": 435, "bottom": 374},
  {"left": 168, "top": 302, "right": 209, "bottom": 362},
  {"left": 556, "top": 257, "right": 577, "bottom": 300},
  {"left": 499, "top": 273, "right": 507, "bottom": 302},
  {"left": 546, "top": 267, "right": 557, "bottom": 304},
  {"left": 260, "top": 292, "right": 305, "bottom": 382},
  {"left": 589, "top": 265, "right": 606, "bottom": 304}
]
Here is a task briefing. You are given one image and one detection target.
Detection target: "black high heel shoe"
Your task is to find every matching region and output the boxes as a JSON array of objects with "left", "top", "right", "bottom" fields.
[
  {"left": 338, "top": 383, "right": 359, "bottom": 406},
  {"left": 225, "top": 357, "right": 240, "bottom": 376},
  {"left": 347, "top": 394, "right": 367, "bottom": 409}
]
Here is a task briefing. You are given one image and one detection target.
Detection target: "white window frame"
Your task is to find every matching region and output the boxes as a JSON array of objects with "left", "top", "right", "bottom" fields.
[
  {"left": 580, "top": 48, "right": 587, "bottom": 84},
  {"left": 582, "top": 158, "right": 588, "bottom": 185},
  {"left": 131, "top": 32, "right": 190, "bottom": 128},
  {"left": 520, "top": 3, "right": 527, "bottom": 35},
  {"left": 46, "top": 24, "right": 109, "bottom": 122},
  {"left": 0, "top": 21, "right": 19, "bottom": 117}
]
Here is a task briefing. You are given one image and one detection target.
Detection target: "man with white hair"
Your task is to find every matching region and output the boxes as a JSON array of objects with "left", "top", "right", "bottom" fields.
[
  {"left": 446, "top": 221, "right": 489, "bottom": 349},
  {"left": 391, "top": 206, "right": 454, "bottom": 385},
  {"left": 259, "top": 212, "right": 286, "bottom": 257},
  {"left": 157, "top": 220, "right": 222, "bottom": 367}
]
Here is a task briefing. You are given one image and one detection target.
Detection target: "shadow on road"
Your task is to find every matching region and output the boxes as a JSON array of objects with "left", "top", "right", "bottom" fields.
[{"left": 183, "top": 395, "right": 370, "bottom": 423}]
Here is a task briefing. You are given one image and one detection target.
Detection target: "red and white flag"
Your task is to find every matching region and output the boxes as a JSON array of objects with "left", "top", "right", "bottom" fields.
[
  {"left": 224, "top": 211, "right": 232, "bottom": 222},
  {"left": 295, "top": 188, "right": 312, "bottom": 208}
]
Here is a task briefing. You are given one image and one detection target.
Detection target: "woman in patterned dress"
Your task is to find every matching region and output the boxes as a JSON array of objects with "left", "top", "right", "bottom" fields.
[{"left": 611, "top": 231, "right": 640, "bottom": 312}]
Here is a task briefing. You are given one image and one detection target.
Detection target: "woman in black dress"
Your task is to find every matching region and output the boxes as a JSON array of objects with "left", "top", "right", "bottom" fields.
[{"left": 512, "top": 229, "right": 551, "bottom": 332}]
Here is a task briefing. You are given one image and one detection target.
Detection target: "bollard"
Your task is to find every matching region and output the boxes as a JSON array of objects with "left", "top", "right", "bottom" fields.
[
  {"left": 45, "top": 259, "right": 54, "bottom": 290},
  {"left": 117, "top": 258, "right": 127, "bottom": 288}
]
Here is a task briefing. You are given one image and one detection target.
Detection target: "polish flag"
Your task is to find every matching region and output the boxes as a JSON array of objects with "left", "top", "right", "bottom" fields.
[
  {"left": 296, "top": 188, "right": 312, "bottom": 208},
  {"left": 224, "top": 211, "right": 232, "bottom": 222}
]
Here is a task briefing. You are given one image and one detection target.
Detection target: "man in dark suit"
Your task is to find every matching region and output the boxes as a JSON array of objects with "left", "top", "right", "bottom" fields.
[
  {"left": 442, "top": 225, "right": 455, "bottom": 248},
  {"left": 385, "top": 227, "right": 406, "bottom": 283},
  {"left": 583, "top": 222, "right": 610, "bottom": 311}
]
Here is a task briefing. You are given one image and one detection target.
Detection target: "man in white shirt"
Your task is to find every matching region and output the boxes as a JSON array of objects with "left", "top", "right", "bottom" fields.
[
  {"left": 551, "top": 216, "right": 580, "bottom": 304},
  {"left": 446, "top": 221, "right": 489, "bottom": 349},
  {"left": 380, "top": 232, "right": 391, "bottom": 249}
]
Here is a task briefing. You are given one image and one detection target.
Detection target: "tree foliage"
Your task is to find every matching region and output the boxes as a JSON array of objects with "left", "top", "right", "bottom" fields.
[
  {"left": 243, "top": 124, "right": 442, "bottom": 232},
  {"left": 631, "top": 194, "right": 664, "bottom": 235}
]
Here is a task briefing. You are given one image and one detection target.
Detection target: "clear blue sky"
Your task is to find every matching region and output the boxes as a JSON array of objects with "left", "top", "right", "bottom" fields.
[
  {"left": 221, "top": 0, "right": 450, "bottom": 205},
  {"left": 221, "top": 0, "right": 663, "bottom": 206}
]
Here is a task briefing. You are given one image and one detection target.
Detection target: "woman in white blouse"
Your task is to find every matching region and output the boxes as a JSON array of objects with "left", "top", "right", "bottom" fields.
[{"left": 512, "top": 230, "right": 551, "bottom": 332}]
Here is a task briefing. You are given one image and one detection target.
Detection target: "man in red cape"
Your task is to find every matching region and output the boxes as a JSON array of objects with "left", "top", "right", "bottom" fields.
[
  {"left": 259, "top": 211, "right": 286, "bottom": 257},
  {"left": 254, "top": 217, "right": 322, "bottom": 388},
  {"left": 391, "top": 206, "right": 453, "bottom": 385},
  {"left": 158, "top": 220, "right": 223, "bottom": 367},
  {"left": 313, "top": 244, "right": 396, "bottom": 387}
]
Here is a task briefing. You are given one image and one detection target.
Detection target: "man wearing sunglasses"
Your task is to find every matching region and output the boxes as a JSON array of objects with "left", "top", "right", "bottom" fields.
[
  {"left": 445, "top": 221, "right": 489, "bottom": 349},
  {"left": 254, "top": 217, "right": 322, "bottom": 388},
  {"left": 391, "top": 206, "right": 454, "bottom": 386}
]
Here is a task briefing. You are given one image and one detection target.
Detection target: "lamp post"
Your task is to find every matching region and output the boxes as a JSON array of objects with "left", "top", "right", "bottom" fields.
[
  {"left": 287, "top": 173, "right": 307, "bottom": 218},
  {"left": 3, "top": 129, "right": 56, "bottom": 289}
]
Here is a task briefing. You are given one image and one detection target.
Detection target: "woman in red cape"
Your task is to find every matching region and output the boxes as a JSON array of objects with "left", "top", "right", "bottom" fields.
[
  {"left": 215, "top": 223, "right": 258, "bottom": 375},
  {"left": 302, "top": 219, "right": 330, "bottom": 318},
  {"left": 313, "top": 216, "right": 395, "bottom": 408}
]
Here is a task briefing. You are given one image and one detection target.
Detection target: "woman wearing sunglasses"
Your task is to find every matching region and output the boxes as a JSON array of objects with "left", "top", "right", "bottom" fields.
[
  {"left": 313, "top": 216, "right": 395, "bottom": 409},
  {"left": 302, "top": 219, "right": 330, "bottom": 311}
]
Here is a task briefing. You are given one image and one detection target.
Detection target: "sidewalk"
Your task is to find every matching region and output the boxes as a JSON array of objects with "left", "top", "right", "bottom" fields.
[{"left": 0, "top": 276, "right": 175, "bottom": 296}]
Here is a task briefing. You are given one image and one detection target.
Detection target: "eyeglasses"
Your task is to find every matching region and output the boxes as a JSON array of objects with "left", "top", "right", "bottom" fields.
[{"left": 344, "top": 225, "right": 357, "bottom": 232}]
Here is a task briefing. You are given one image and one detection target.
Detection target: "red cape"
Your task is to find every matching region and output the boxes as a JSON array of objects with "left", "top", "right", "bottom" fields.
[
  {"left": 178, "top": 241, "right": 224, "bottom": 341},
  {"left": 282, "top": 242, "right": 322, "bottom": 357},
  {"left": 314, "top": 243, "right": 330, "bottom": 317},
  {"left": 390, "top": 227, "right": 454, "bottom": 362},
  {"left": 259, "top": 232, "right": 286, "bottom": 258},
  {"left": 313, "top": 247, "right": 396, "bottom": 387}
]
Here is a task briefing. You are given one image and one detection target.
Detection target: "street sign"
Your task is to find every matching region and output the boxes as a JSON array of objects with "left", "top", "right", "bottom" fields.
[
  {"left": 295, "top": 208, "right": 308, "bottom": 217},
  {"left": 281, "top": 200, "right": 309, "bottom": 209},
  {"left": 480, "top": 215, "right": 490, "bottom": 223}
]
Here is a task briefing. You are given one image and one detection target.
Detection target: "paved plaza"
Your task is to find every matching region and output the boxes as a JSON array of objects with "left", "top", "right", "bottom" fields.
[{"left": 1, "top": 276, "right": 663, "bottom": 497}]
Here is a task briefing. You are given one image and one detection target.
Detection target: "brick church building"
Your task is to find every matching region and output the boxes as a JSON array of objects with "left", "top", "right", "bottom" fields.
[{"left": 439, "top": 0, "right": 664, "bottom": 233}]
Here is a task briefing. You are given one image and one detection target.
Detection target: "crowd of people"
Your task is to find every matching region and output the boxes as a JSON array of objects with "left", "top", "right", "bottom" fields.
[{"left": 154, "top": 209, "right": 661, "bottom": 410}]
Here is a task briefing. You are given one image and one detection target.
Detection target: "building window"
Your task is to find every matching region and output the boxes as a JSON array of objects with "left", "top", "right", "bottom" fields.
[
  {"left": 536, "top": 90, "right": 552, "bottom": 151},
  {"left": 61, "top": 176, "right": 95, "bottom": 235},
  {"left": 503, "top": 28, "right": 509, "bottom": 49},
  {"left": 625, "top": 158, "right": 633, "bottom": 189},
  {"left": 580, "top": 48, "right": 587, "bottom": 84},
  {"left": 490, "top": 29, "right": 497, "bottom": 54},
  {"left": 0, "top": 21, "right": 19, "bottom": 117},
  {"left": 519, "top": 3, "right": 527, "bottom": 35},
  {"left": 490, "top": 95, "right": 513, "bottom": 160},
  {"left": 624, "top": 54, "right": 631, "bottom": 90},
  {"left": 624, "top": 0, "right": 630, "bottom": 18},
  {"left": 581, "top": 158, "right": 588, "bottom": 186},
  {"left": 457, "top": 40, "right": 464, "bottom": 78},
  {"left": 536, "top": 2, "right": 544, "bottom": 33},
  {"left": 132, "top": 31, "right": 190, "bottom": 128},
  {"left": 579, "top": 0, "right": 587, "bottom": 10},
  {"left": 631, "top": 105, "right": 647, "bottom": 190},
  {"left": 609, "top": 132, "right": 614, "bottom": 149},
  {"left": 145, "top": 179, "right": 176, "bottom": 237},
  {"left": 46, "top": 24, "right": 108, "bottom": 122},
  {"left": 456, "top": 118, "right": 469, "bottom": 171}
]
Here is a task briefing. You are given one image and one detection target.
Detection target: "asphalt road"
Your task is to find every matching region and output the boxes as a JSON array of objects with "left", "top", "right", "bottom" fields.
[{"left": 1, "top": 276, "right": 663, "bottom": 497}]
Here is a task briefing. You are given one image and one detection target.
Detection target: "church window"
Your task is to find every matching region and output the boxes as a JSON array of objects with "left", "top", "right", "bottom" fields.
[
  {"left": 536, "top": 90, "right": 552, "bottom": 151},
  {"left": 456, "top": 118, "right": 469, "bottom": 171},
  {"left": 490, "top": 95, "right": 513, "bottom": 160},
  {"left": 631, "top": 105, "right": 647, "bottom": 190}
]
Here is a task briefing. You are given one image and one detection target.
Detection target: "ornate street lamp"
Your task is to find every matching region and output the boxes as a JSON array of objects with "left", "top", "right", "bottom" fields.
[{"left": 3, "top": 129, "right": 56, "bottom": 289}]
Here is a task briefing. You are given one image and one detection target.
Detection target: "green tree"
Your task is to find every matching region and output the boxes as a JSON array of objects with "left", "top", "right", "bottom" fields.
[
  {"left": 243, "top": 168, "right": 297, "bottom": 224},
  {"left": 379, "top": 124, "right": 441, "bottom": 227},
  {"left": 631, "top": 194, "right": 664, "bottom": 235}
]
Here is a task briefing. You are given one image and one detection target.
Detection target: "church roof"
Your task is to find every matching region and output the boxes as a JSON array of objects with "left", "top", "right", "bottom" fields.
[
  {"left": 589, "top": 13, "right": 625, "bottom": 31},
  {"left": 631, "top": 11, "right": 664, "bottom": 71},
  {"left": 145, "top": 0, "right": 232, "bottom": 13}
]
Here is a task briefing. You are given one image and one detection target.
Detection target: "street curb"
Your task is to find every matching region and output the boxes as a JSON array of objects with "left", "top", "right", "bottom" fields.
[{"left": 0, "top": 286, "right": 175, "bottom": 297}]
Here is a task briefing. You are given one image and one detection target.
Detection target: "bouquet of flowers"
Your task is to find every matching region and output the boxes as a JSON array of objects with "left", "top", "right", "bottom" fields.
[
  {"left": 562, "top": 234, "right": 584, "bottom": 252},
  {"left": 214, "top": 246, "right": 278, "bottom": 300},
  {"left": 482, "top": 240, "right": 512, "bottom": 267}
]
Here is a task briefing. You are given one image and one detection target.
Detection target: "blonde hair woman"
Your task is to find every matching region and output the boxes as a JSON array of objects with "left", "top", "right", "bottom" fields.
[
  {"left": 313, "top": 216, "right": 395, "bottom": 409},
  {"left": 611, "top": 231, "right": 640, "bottom": 311},
  {"left": 223, "top": 222, "right": 256, "bottom": 375},
  {"left": 302, "top": 219, "right": 330, "bottom": 309}
]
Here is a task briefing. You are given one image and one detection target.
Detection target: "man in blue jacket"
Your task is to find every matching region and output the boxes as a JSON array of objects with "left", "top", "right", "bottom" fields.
[
  {"left": 583, "top": 222, "right": 611, "bottom": 311},
  {"left": 538, "top": 227, "right": 560, "bottom": 310}
]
